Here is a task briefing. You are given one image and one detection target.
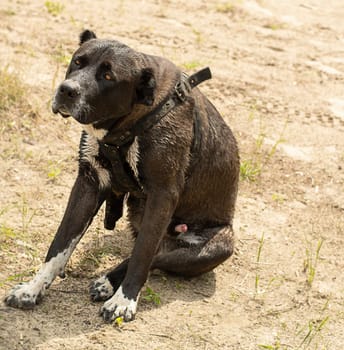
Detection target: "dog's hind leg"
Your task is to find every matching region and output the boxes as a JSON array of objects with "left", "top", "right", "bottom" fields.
[
  {"left": 152, "top": 225, "right": 234, "bottom": 277},
  {"left": 90, "top": 225, "right": 234, "bottom": 302},
  {"left": 89, "top": 224, "right": 234, "bottom": 302}
]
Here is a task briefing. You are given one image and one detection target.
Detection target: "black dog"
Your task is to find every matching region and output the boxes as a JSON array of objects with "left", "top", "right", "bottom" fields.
[{"left": 5, "top": 30, "right": 240, "bottom": 322}]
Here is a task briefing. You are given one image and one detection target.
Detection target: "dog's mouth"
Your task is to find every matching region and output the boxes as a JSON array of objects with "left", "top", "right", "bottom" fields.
[
  {"left": 52, "top": 102, "right": 72, "bottom": 118},
  {"left": 52, "top": 99, "right": 92, "bottom": 124},
  {"left": 58, "top": 110, "right": 71, "bottom": 118}
]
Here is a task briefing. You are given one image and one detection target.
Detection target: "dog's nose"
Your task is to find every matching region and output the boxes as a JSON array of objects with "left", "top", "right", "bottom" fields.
[{"left": 58, "top": 80, "right": 81, "bottom": 99}]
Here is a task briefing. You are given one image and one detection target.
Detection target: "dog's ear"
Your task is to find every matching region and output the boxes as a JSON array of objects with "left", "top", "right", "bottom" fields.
[
  {"left": 79, "top": 30, "right": 97, "bottom": 45},
  {"left": 136, "top": 68, "right": 156, "bottom": 106}
]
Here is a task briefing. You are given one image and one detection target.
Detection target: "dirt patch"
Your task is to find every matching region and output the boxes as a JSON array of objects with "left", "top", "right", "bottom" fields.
[{"left": 0, "top": 0, "right": 343, "bottom": 349}]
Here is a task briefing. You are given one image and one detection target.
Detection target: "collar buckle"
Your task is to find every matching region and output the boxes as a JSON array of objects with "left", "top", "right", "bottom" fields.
[{"left": 174, "top": 79, "right": 191, "bottom": 102}]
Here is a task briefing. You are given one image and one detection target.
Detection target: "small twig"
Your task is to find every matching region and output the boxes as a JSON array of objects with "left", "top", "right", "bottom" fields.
[
  {"left": 127, "top": 329, "right": 176, "bottom": 341},
  {"left": 299, "top": 3, "right": 316, "bottom": 10},
  {"left": 148, "top": 333, "right": 176, "bottom": 340}
]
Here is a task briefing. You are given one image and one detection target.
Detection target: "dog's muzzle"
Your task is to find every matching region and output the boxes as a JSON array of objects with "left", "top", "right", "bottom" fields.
[{"left": 52, "top": 79, "right": 81, "bottom": 117}]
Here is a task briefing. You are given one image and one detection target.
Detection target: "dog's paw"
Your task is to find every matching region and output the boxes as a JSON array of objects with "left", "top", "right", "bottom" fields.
[
  {"left": 90, "top": 275, "right": 114, "bottom": 302},
  {"left": 100, "top": 286, "right": 138, "bottom": 322},
  {"left": 4, "top": 283, "right": 43, "bottom": 309}
]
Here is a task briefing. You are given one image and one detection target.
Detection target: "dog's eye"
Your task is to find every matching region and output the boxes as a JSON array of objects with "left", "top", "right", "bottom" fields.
[
  {"left": 104, "top": 73, "right": 112, "bottom": 81},
  {"left": 74, "top": 59, "right": 81, "bottom": 66}
]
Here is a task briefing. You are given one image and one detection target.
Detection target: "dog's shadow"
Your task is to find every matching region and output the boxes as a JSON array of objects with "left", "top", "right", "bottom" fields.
[{"left": 145, "top": 269, "right": 217, "bottom": 306}]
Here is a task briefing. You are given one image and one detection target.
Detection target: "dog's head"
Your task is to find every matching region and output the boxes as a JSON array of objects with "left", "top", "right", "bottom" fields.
[{"left": 52, "top": 30, "right": 156, "bottom": 125}]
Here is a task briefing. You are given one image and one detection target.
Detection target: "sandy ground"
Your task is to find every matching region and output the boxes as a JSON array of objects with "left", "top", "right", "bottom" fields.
[{"left": 0, "top": 0, "right": 343, "bottom": 349}]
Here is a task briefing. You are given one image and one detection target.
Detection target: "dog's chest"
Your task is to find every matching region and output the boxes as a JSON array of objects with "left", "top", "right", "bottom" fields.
[{"left": 82, "top": 125, "right": 140, "bottom": 187}]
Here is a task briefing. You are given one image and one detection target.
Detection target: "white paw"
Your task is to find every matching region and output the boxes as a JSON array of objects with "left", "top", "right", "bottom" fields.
[
  {"left": 5, "top": 240, "right": 81, "bottom": 310},
  {"left": 5, "top": 282, "right": 45, "bottom": 309},
  {"left": 100, "top": 286, "right": 138, "bottom": 322},
  {"left": 90, "top": 275, "right": 114, "bottom": 301}
]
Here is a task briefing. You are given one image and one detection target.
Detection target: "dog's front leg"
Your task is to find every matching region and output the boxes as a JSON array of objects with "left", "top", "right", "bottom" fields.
[
  {"left": 5, "top": 171, "right": 108, "bottom": 309},
  {"left": 101, "top": 188, "right": 177, "bottom": 322}
]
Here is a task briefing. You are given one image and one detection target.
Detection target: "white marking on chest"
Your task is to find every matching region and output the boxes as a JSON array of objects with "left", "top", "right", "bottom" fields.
[
  {"left": 126, "top": 136, "right": 140, "bottom": 179},
  {"left": 81, "top": 125, "right": 111, "bottom": 189},
  {"left": 83, "top": 125, "right": 108, "bottom": 139},
  {"left": 82, "top": 125, "right": 141, "bottom": 189}
]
